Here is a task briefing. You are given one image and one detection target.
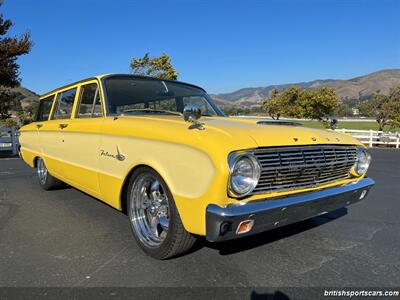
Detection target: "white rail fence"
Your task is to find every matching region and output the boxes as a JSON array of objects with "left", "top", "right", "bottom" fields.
[{"left": 336, "top": 129, "right": 400, "bottom": 148}]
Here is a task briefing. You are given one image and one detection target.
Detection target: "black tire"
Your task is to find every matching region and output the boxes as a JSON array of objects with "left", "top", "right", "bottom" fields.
[
  {"left": 127, "top": 167, "right": 197, "bottom": 259},
  {"left": 36, "top": 157, "right": 64, "bottom": 190}
]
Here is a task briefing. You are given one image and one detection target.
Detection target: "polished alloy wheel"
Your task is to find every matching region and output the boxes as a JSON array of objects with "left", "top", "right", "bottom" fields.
[
  {"left": 37, "top": 158, "right": 48, "bottom": 185},
  {"left": 129, "top": 173, "right": 170, "bottom": 248}
]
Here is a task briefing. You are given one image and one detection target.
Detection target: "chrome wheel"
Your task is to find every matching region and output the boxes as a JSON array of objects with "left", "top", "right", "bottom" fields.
[
  {"left": 129, "top": 173, "right": 170, "bottom": 248},
  {"left": 37, "top": 158, "right": 48, "bottom": 185}
]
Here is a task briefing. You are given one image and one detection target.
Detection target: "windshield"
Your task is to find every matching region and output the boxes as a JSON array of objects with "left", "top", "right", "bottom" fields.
[{"left": 103, "top": 75, "right": 224, "bottom": 117}]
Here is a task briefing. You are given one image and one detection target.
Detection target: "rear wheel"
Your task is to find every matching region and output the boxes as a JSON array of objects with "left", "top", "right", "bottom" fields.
[
  {"left": 127, "top": 167, "right": 196, "bottom": 259},
  {"left": 36, "top": 157, "right": 64, "bottom": 190}
]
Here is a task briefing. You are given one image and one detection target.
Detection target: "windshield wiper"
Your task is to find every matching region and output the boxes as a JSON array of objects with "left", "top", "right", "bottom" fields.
[{"left": 122, "top": 108, "right": 182, "bottom": 116}]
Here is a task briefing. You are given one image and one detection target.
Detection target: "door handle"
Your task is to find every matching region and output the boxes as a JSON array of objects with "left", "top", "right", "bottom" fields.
[
  {"left": 59, "top": 123, "right": 68, "bottom": 129},
  {"left": 36, "top": 124, "right": 43, "bottom": 129}
]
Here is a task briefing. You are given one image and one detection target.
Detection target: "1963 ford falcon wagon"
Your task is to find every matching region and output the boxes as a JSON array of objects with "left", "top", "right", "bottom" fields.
[{"left": 19, "top": 74, "right": 374, "bottom": 259}]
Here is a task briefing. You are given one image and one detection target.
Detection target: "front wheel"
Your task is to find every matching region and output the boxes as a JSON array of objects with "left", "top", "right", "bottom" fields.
[{"left": 127, "top": 167, "right": 196, "bottom": 259}]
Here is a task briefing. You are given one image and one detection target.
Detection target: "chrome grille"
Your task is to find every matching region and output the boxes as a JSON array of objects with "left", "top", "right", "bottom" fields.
[{"left": 252, "top": 145, "right": 357, "bottom": 194}]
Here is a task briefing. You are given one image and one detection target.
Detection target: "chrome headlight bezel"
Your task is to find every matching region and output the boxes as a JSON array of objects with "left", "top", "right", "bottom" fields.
[
  {"left": 352, "top": 147, "right": 371, "bottom": 176},
  {"left": 228, "top": 152, "right": 261, "bottom": 197}
]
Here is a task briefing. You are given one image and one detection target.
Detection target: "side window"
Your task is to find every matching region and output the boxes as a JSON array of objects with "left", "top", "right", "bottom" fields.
[
  {"left": 36, "top": 95, "right": 54, "bottom": 121},
  {"left": 116, "top": 98, "right": 177, "bottom": 114},
  {"left": 76, "top": 83, "right": 103, "bottom": 118},
  {"left": 52, "top": 88, "right": 77, "bottom": 120}
]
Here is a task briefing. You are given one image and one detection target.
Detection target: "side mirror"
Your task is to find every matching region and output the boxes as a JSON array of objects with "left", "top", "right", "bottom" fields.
[{"left": 183, "top": 104, "right": 202, "bottom": 123}]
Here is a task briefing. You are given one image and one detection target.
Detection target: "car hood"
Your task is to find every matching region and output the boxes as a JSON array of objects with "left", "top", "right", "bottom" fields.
[
  {"left": 201, "top": 116, "right": 360, "bottom": 147},
  {"left": 112, "top": 115, "right": 362, "bottom": 150}
]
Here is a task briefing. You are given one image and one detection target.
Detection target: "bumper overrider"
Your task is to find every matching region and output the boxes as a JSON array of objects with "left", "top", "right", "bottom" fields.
[{"left": 206, "top": 178, "right": 375, "bottom": 242}]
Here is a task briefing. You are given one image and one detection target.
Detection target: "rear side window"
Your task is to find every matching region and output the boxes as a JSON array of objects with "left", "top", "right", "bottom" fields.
[
  {"left": 36, "top": 95, "right": 54, "bottom": 121},
  {"left": 76, "top": 83, "right": 103, "bottom": 118},
  {"left": 52, "top": 87, "right": 77, "bottom": 120}
]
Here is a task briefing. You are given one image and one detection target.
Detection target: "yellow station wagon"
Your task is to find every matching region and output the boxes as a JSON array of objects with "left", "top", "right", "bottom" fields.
[{"left": 19, "top": 74, "right": 375, "bottom": 259}]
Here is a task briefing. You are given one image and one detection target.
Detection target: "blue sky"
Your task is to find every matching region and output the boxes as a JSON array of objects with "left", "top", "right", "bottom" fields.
[{"left": 4, "top": 0, "right": 400, "bottom": 94}]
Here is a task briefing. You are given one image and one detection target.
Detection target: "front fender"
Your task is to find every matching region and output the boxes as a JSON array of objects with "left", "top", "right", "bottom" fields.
[{"left": 97, "top": 135, "right": 229, "bottom": 235}]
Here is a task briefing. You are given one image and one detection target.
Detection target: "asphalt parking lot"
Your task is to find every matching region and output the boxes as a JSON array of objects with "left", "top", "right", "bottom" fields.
[{"left": 0, "top": 149, "right": 399, "bottom": 291}]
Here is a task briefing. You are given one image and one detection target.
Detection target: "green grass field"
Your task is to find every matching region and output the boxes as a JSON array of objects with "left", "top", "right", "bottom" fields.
[
  {"left": 236, "top": 116, "right": 400, "bottom": 132},
  {"left": 293, "top": 120, "right": 380, "bottom": 130}
]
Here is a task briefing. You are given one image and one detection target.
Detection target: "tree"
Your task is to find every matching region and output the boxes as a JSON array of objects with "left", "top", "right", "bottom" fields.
[
  {"left": 279, "top": 86, "right": 304, "bottom": 118},
  {"left": 357, "top": 102, "right": 374, "bottom": 117},
  {"left": 387, "top": 86, "right": 400, "bottom": 129},
  {"left": 299, "top": 87, "right": 339, "bottom": 124},
  {"left": 16, "top": 100, "right": 37, "bottom": 125},
  {"left": 0, "top": 2, "right": 33, "bottom": 119},
  {"left": 0, "top": 3, "right": 32, "bottom": 87},
  {"left": 369, "top": 86, "right": 400, "bottom": 131},
  {"left": 130, "top": 53, "right": 178, "bottom": 80},
  {"left": 262, "top": 86, "right": 338, "bottom": 124},
  {"left": 263, "top": 88, "right": 282, "bottom": 119},
  {"left": 0, "top": 115, "right": 17, "bottom": 128},
  {"left": 262, "top": 86, "right": 304, "bottom": 119},
  {"left": 337, "top": 103, "right": 353, "bottom": 118},
  {"left": 0, "top": 87, "right": 15, "bottom": 118},
  {"left": 370, "top": 94, "right": 391, "bottom": 131}
]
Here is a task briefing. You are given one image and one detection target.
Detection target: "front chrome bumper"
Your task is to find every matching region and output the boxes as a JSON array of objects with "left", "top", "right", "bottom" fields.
[{"left": 206, "top": 178, "right": 375, "bottom": 242}]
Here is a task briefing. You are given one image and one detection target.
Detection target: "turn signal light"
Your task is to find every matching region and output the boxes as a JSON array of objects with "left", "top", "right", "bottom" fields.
[{"left": 236, "top": 220, "right": 254, "bottom": 235}]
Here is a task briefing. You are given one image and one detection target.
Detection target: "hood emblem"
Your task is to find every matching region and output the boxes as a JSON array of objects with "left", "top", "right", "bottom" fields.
[
  {"left": 293, "top": 138, "right": 298, "bottom": 142},
  {"left": 336, "top": 138, "right": 341, "bottom": 141},
  {"left": 100, "top": 146, "right": 126, "bottom": 162},
  {"left": 311, "top": 137, "right": 317, "bottom": 141}
]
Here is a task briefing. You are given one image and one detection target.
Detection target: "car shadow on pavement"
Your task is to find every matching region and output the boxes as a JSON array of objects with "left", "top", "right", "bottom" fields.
[
  {"left": 0, "top": 152, "right": 17, "bottom": 158},
  {"left": 250, "top": 290, "right": 291, "bottom": 300},
  {"left": 52, "top": 184, "right": 72, "bottom": 191},
  {"left": 202, "top": 207, "right": 347, "bottom": 256}
]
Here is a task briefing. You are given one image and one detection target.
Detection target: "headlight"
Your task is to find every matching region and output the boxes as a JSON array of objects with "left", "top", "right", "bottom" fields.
[
  {"left": 352, "top": 147, "right": 371, "bottom": 176},
  {"left": 228, "top": 153, "right": 261, "bottom": 197}
]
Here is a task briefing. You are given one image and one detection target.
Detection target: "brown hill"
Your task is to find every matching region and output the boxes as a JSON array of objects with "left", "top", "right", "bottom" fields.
[
  {"left": 212, "top": 69, "right": 400, "bottom": 108},
  {"left": 10, "top": 86, "right": 39, "bottom": 111}
]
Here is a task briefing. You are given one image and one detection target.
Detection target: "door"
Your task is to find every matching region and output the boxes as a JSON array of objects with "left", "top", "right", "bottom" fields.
[
  {"left": 24, "top": 95, "right": 54, "bottom": 159},
  {"left": 44, "top": 87, "right": 78, "bottom": 179},
  {"left": 60, "top": 82, "right": 103, "bottom": 195}
]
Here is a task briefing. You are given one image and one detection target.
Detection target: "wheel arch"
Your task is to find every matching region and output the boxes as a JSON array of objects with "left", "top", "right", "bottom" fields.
[{"left": 33, "top": 156, "right": 39, "bottom": 168}]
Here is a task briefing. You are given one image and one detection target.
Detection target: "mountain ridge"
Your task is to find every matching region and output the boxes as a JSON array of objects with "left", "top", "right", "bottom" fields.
[{"left": 211, "top": 69, "right": 400, "bottom": 108}]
